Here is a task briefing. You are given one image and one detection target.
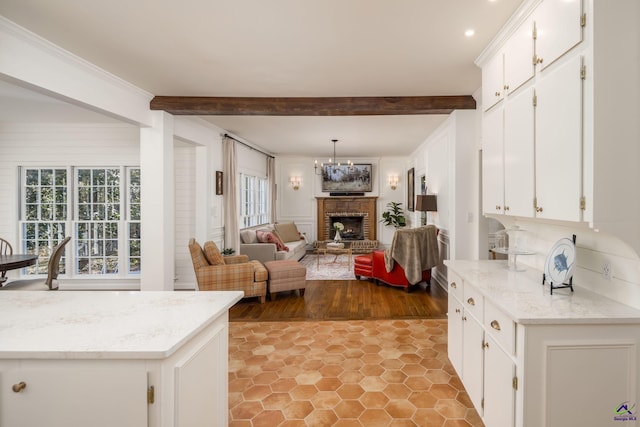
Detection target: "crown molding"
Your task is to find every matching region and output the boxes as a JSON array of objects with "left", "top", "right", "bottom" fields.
[{"left": 0, "top": 16, "right": 152, "bottom": 100}]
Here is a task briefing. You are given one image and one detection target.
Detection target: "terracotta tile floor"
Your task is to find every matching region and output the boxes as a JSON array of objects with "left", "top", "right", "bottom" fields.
[{"left": 229, "top": 319, "right": 484, "bottom": 427}]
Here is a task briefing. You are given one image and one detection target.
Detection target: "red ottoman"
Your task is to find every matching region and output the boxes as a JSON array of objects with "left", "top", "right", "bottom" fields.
[{"left": 354, "top": 254, "right": 374, "bottom": 280}]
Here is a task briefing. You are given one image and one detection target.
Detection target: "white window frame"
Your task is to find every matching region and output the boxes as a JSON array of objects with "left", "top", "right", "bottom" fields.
[
  {"left": 239, "top": 173, "right": 269, "bottom": 228},
  {"left": 19, "top": 166, "right": 141, "bottom": 280}
]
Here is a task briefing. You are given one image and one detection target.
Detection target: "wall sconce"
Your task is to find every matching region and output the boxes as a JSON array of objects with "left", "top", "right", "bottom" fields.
[
  {"left": 290, "top": 176, "right": 301, "bottom": 190},
  {"left": 388, "top": 175, "right": 399, "bottom": 190}
]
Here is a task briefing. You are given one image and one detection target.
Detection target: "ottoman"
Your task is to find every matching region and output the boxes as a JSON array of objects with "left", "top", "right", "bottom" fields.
[
  {"left": 263, "top": 260, "right": 307, "bottom": 300},
  {"left": 354, "top": 254, "right": 374, "bottom": 280}
]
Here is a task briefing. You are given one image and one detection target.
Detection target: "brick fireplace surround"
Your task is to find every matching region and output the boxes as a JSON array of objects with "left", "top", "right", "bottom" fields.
[{"left": 316, "top": 197, "right": 378, "bottom": 252}]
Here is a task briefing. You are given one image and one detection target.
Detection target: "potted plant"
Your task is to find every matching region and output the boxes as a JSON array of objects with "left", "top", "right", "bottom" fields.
[
  {"left": 221, "top": 248, "right": 235, "bottom": 256},
  {"left": 380, "top": 202, "right": 407, "bottom": 229}
]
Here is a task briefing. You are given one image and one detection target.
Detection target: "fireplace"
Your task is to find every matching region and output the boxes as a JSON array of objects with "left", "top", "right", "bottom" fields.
[
  {"left": 316, "top": 197, "right": 377, "bottom": 241},
  {"left": 329, "top": 214, "right": 365, "bottom": 240}
]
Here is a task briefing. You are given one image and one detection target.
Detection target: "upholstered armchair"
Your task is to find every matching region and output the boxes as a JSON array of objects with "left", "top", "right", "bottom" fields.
[
  {"left": 370, "top": 225, "right": 439, "bottom": 291},
  {"left": 188, "top": 238, "right": 268, "bottom": 303}
]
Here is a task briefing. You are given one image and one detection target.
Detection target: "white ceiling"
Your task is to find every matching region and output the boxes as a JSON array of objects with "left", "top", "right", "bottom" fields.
[{"left": 0, "top": 0, "right": 522, "bottom": 157}]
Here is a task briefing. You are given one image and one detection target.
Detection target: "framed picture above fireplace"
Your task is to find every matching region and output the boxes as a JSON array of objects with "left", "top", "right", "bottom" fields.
[{"left": 321, "top": 163, "right": 372, "bottom": 193}]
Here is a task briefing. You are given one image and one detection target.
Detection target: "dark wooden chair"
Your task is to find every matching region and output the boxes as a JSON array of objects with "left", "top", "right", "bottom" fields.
[
  {"left": 0, "top": 237, "right": 71, "bottom": 290},
  {"left": 0, "top": 237, "right": 13, "bottom": 284}
]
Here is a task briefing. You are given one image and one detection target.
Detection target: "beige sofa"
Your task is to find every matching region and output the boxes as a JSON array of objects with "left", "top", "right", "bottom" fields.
[{"left": 239, "top": 222, "right": 307, "bottom": 264}]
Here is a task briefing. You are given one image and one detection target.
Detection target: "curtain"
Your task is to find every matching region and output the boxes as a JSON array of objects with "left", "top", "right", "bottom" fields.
[
  {"left": 267, "top": 156, "right": 276, "bottom": 222},
  {"left": 223, "top": 136, "right": 240, "bottom": 251}
]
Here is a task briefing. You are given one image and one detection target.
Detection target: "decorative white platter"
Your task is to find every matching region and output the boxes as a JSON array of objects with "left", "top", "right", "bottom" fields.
[{"left": 544, "top": 238, "right": 576, "bottom": 284}]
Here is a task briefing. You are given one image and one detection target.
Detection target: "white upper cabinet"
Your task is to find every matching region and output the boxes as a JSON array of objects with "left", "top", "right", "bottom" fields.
[
  {"left": 503, "top": 16, "right": 535, "bottom": 96},
  {"left": 482, "top": 52, "right": 505, "bottom": 112},
  {"left": 479, "top": 0, "right": 640, "bottom": 254},
  {"left": 504, "top": 87, "right": 534, "bottom": 218},
  {"left": 534, "top": 0, "right": 584, "bottom": 70},
  {"left": 482, "top": 106, "right": 505, "bottom": 214},
  {"left": 535, "top": 55, "right": 583, "bottom": 222}
]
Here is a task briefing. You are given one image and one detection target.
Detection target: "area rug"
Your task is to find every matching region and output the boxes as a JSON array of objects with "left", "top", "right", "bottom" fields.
[{"left": 300, "top": 254, "right": 357, "bottom": 280}]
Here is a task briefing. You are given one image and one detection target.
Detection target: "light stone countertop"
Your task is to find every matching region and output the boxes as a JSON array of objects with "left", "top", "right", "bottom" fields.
[
  {"left": 445, "top": 260, "right": 640, "bottom": 325},
  {"left": 0, "top": 290, "right": 243, "bottom": 359}
]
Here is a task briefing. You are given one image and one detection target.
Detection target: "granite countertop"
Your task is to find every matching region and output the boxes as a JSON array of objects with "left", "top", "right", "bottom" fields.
[
  {"left": 0, "top": 290, "right": 243, "bottom": 359},
  {"left": 445, "top": 260, "right": 640, "bottom": 325}
]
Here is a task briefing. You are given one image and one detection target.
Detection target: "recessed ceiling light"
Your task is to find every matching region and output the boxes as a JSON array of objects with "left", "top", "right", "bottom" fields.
[{"left": 465, "top": 29, "right": 475, "bottom": 37}]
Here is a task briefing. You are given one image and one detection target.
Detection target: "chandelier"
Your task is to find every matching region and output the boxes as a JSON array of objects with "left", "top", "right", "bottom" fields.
[{"left": 314, "top": 139, "right": 353, "bottom": 175}]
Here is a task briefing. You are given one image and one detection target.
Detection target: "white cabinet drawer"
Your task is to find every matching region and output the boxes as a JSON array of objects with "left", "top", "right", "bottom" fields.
[
  {"left": 484, "top": 300, "right": 515, "bottom": 355},
  {"left": 448, "top": 271, "right": 463, "bottom": 301},
  {"left": 463, "top": 284, "right": 483, "bottom": 322}
]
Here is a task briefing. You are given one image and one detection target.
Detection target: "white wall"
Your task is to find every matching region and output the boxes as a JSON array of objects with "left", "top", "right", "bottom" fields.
[
  {"left": 0, "top": 123, "right": 140, "bottom": 283},
  {"left": 0, "top": 121, "right": 225, "bottom": 289},
  {"left": 275, "top": 156, "right": 409, "bottom": 246},
  {"left": 493, "top": 216, "right": 640, "bottom": 310},
  {"left": 409, "top": 110, "right": 480, "bottom": 262},
  {"left": 174, "top": 141, "right": 197, "bottom": 286}
]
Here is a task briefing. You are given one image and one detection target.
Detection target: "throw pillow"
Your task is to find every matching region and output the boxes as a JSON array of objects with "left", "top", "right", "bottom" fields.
[
  {"left": 203, "top": 241, "right": 225, "bottom": 265},
  {"left": 274, "top": 222, "right": 301, "bottom": 243},
  {"left": 240, "top": 229, "right": 258, "bottom": 244},
  {"left": 256, "top": 230, "right": 289, "bottom": 252}
]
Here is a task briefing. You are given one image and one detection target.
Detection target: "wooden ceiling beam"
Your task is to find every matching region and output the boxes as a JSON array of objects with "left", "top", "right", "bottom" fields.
[{"left": 149, "top": 95, "right": 476, "bottom": 116}]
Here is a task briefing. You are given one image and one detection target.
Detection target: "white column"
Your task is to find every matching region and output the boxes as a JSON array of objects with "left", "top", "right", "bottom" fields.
[{"left": 140, "top": 111, "right": 175, "bottom": 291}]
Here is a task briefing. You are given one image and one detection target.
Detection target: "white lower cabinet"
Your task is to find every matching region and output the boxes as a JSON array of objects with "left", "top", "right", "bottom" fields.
[
  {"left": 448, "top": 273, "right": 515, "bottom": 427},
  {"left": 483, "top": 334, "right": 515, "bottom": 427},
  {"left": 0, "top": 314, "right": 229, "bottom": 427},
  {"left": 1, "top": 362, "right": 149, "bottom": 427},
  {"left": 461, "top": 311, "right": 484, "bottom": 413},
  {"left": 447, "top": 261, "right": 640, "bottom": 427}
]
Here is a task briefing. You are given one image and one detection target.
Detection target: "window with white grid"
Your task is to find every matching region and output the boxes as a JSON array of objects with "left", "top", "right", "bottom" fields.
[
  {"left": 20, "top": 166, "right": 141, "bottom": 278},
  {"left": 240, "top": 173, "right": 268, "bottom": 228}
]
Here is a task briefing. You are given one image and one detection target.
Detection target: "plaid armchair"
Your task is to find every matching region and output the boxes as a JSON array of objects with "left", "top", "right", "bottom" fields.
[{"left": 188, "top": 238, "right": 268, "bottom": 303}]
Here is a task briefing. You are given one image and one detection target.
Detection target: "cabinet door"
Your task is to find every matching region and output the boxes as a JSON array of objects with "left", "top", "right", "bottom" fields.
[
  {"left": 483, "top": 334, "right": 515, "bottom": 427},
  {"left": 482, "top": 53, "right": 504, "bottom": 111},
  {"left": 175, "top": 323, "right": 228, "bottom": 427},
  {"left": 504, "top": 16, "right": 535, "bottom": 95},
  {"left": 535, "top": 55, "right": 583, "bottom": 221},
  {"left": 482, "top": 106, "right": 505, "bottom": 215},
  {"left": 1, "top": 364, "right": 147, "bottom": 427},
  {"left": 462, "top": 313, "right": 484, "bottom": 413},
  {"left": 504, "top": 87, "right": 535, "bottom": 218},
  {"left": 535, "top": 0, "right": 583, "bottom": 69},
  {"left": 447, "top": 296, "right": 464, "bottom": 376}
]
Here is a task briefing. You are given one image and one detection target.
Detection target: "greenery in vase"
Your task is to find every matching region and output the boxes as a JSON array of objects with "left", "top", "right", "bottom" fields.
[
  {"left": 380, "top": 202, "right": 406, "bottom": 229},
  {"left": 222, "top": 248, "right": 235, "bottom": 255}
]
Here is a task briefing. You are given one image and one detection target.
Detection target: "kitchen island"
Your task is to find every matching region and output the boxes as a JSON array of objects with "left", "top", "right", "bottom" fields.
[
  {"left": 446, "top": 260, "right": 640, "bottom": 427},
  {"left": 0, "top": 290, "right": 243, "bottom": 427}
]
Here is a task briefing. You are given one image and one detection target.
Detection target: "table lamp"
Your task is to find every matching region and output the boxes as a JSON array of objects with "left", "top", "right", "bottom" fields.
[{"left": 415, "top": 195, "right": 437, "bottom": 225}]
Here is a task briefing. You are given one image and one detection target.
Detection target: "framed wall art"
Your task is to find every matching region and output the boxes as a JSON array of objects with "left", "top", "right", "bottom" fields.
[
  {"left": 216, "top": 171, "right": 223, "bottom": 195},
  {"left": 420, "top": 174, "right": 426, "bottom": 225},
  {"left": 321, "top": 163, "right": 372, "bottom": 193},
  {"left": 407, "top": 168, "right": 415, "bottom": 211}
]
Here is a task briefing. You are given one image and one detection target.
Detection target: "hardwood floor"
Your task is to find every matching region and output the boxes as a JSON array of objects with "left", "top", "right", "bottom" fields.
[{"left": 229, "top": 279, "right": 448, "bottom": 322}]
